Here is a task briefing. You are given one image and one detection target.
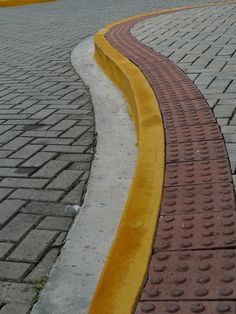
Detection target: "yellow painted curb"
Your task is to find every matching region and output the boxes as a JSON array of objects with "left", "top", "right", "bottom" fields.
[
  {"left": 89, "top": 2, "right": 236, "bottom": 314},
  {"left": 0, "top": 0, "right": 55, "bottom": 7},
  {"left": 88, "top": 12, "right": 167, "bottom": 314}
]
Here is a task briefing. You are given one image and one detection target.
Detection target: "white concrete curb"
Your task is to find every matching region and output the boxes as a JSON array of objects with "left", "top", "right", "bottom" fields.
[{"left": 32, "top": 37, "right": 136, "bottom": 314}]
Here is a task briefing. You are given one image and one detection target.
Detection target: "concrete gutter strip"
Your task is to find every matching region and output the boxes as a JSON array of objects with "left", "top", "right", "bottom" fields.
[{"left": 32, "top": 37, "right": 136, "bottom": 314}]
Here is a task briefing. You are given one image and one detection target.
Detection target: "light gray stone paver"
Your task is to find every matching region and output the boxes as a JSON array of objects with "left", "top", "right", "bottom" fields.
[{"left": 132, "top": 4, "right": 236, "bottom": 190}]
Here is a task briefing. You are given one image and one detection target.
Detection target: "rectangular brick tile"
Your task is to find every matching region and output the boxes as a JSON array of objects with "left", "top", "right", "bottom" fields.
[
  {"left": 30, "top": 109, "right": 55, "bottom": 119},
  {"left": 0, "top": 214, "right": 41, "bottom": 242},
  {"left": 0, "top": 167, "right": 35, "bottom": 177},
  {"left": 0, "top": 131, "right": 21, "bottom": 144},
  {"left": 22, "top": 130, "right": 61, "bottom": 138},
  {"left": 51, "top": 119, "right": 77, "bottom": 131},
  {"left": 10, "top": 144, "right": 43, "bottom": 159},
  {"left": 0, "top": 188, "right": 13, "bottom": 201},
  {"left": 0, "top": 303, "right": 31, "bottom": 314},
  {"left": 56, "top": 153, "right": 93, "bottom": 162},
  {"left": 24, "top": 248, "right": 59, "bottom": 283},
  {"left": 0, "top": 261, "right": 31, "bottom": 281},
  {"left": 0, "top": 199, "right": 26, "bottom": 226},
  {"left": 37, "top": 216, "right": 73, "bottom": 231},
  {"left": 32, "top": 160, "right": 69, "bottom": 178},
  {"left": 61, "top": 181, "right": 86, "bottom": 205},
  {"left": 8, "top": 229, "right": 58, "bottom": 262},
  {"left": 61, "top": 125, "right": 90, "bottom": 138},
  {"left": 0, "top": 159, "right": 23, "bottom": 167},
  {"left": 0, "top": 243, "right": 14, "bottom": 259},
  {"left": 46, "top": 170, "right": 83, "bottom": 190},
  {"left": 0, "top": 178, "right": 48, "bottom": 189},
  {"left": 32, "top": 138, "right": 73, "bottom": 145},
  {"left": 21, "top": 201, "right": 75, "bottom": 217},
  {"left": 0, "top": 282, "right": 34, "bottom": 303},
  {"left": 43, "top": 145, "right": 87, "bottom": 153},
  {"left": 21, "top": 152, "right": 56, "bottom": 168},
  {"left": 10, "top": 189, "right": 64, "bottom": 202}
]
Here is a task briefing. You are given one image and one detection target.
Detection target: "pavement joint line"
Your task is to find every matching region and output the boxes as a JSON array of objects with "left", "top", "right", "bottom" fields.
[{"left": 90, "top": 2, "right": 236, "bottom": 314}]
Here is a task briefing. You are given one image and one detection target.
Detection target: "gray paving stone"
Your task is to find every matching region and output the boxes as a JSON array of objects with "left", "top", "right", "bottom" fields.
[
  {"left": 56, "top": 153, "right": 93, "bottom": 162},
  {"left": 61, "top": 181, "right": 87, "bottom": 205},
  {"left": 0, "top": 282, "right": 34, "bottom": 303},
  {"left": 0, "top": 214, "right": 41, "bottom": 242},
  {"left": 0, "top": 302, "right": 31, "bottom": 314},
  {"left": 10, "top": 189, "right": 64, "bottom": 202},
  {"left": 61, "top": 126, "right": 90, "bottom": 138},
  {"left": 0, "top": 168, "right": 34, "bottom": 178},
  {"left": 43, "top": 145, "right": 87, "bottom": 153},
  {"left": 0, "top": 261, "right": 31, "bottom": 281},
  {"left": 21, "top": 202, "right": 75, "bottom": 217},
  {"left": 36, "top": 217, "right": 73, "bottom": 231},
  {"left": 32, "top": 160, "right": 69, "bottom": 179},
  {"left": 0, "top": 188, "right": 13, "bottom": 201},
  {"left": 0, "top": 243, "right": 14, "bottom": 259},
  {"left": 0, "top": 200, "right": 26, "bottom": 227},
  {"left": 21, "top": 152, "right": 56, "bottom": 168},
  {"left": 0, "top": 178, "right": 48, "bottom": 189},
  {"left": 52, "top": 232, "right": 67, "bottom": 247},
  {"left": 8, "top": 229, "right": 58, "bottom": 263},
  {"left": 24, "top": 248, "right": 59, "bottom": 283},
  {"left": 10, "top": 145, "right": 43, "bottom": 159},
  {"left": 0, "top": 159, "right": 24, "bottom": 167},
  {"left": 46, "top": 170, "right": 83, "bottom": 191}
]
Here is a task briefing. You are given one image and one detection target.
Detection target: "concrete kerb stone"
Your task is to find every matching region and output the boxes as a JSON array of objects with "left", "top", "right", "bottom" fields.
[{"left": 31, "top": 37, "right": 136, "bottom": 314}]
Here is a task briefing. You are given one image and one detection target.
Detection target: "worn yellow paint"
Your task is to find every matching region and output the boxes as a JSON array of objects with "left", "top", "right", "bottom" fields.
[
  {"left": 89, "top": 2, "right": 236, "bottom": 314},
  {"left": 0, "top": 0, "right": 55, "bottom": 7}
]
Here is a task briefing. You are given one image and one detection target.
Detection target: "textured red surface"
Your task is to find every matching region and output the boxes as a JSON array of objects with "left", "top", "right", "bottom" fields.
[
  {"left": 154, "top": 211, "right": 236, "bottom": 251},
  {"left": 135, "top": 301, "right": 236, "bottom": 313},
  {"left": 141, "top": 250, "right": 236, "bottom": 301},
  {"left": 106, "top": 9, "right": 236, "bottom": 313},
  {"left": 162, "top": 183, "right": 235, "bottom": 215}
]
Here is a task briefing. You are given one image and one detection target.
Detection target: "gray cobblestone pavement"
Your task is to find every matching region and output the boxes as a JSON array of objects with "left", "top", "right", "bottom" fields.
[
  {"left": 0, "top": 0, "right": 232, "bottom": 312},
  {"left": 132, "top": 3, "right": 236, "bottom": 189}
]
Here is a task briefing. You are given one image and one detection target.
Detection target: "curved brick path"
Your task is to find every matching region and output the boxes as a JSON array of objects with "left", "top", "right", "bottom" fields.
[
  {"left": 1, "top": 0, "right": 226, "bottom": 313},
  {"left": 104, "top": 3, "right": 236, "bottom": 314}
]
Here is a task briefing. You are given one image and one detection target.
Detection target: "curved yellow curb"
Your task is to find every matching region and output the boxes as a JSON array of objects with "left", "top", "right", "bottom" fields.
[
  {"left": 89, "top": 2, "right": 236, "bottom": 314},
  {"left": 0, "top": 0, "right": 55, "bottom": 7},
  {"left": 89, "top": 12, "right": 167, "bottom": 314}
]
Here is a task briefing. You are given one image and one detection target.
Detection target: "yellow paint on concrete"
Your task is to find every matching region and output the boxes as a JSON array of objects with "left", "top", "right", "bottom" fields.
[
  {"left": 0, "top": 0, "right": 55, "bottom": 7},
  {"left": 89, "top": 1, "right": 236, "bottom": 314},
  {"left": 89, "top": 13, "right": 166, "bottom": 314}
]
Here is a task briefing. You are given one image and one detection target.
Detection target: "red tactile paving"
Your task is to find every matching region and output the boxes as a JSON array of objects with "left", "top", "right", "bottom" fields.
[
  {"left": 141, "top": 250, "right": 236, "bottom": 301},
  {"left": 165, "top": 124, "right": 222, "bottom": 143},
  {"left": 154, "top": 211, "right": 236, "bottom": 251},
  {"left": 105, "top": 8, "right": 236, "bottom": 313},
  {"left": 162, "top": 183, "right": 235, "bottom": 215},
  {"left": 163, "top": 109, "right": 215, "bottom": 128},
  {"left": 135, "top": 301, "right": 236, "bottom": 314},
  {"left": 165, "top": 160, "right": 231, "bottom": 186},
  {"left": 167, "top": 140, "right": 227, "bottom": 162},
  {"left": 160, "top": 98, "right": 210, "bottom": 114}
]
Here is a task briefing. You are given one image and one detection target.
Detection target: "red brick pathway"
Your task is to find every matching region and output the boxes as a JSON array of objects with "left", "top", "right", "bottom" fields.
[{"left": 106, "top": 7, "right": 236, "bottom": 314}]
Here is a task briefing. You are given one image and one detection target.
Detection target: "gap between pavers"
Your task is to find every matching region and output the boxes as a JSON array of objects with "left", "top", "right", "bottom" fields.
[{"left": 31, "top": 36, "right": 136, "bottom": 314}]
